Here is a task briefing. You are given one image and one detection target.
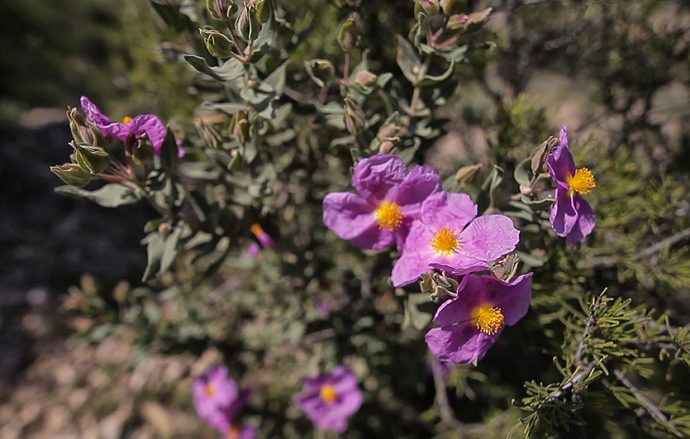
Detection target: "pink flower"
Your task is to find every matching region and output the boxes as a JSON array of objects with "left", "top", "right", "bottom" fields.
[
  {"left": 323, "top": 154, "right": 441, "bottom": 250},
  {"left": 547, "top": 126, "right": 596, "bottom": 244},
  {"left": 193, "top": 365, "right": 251, "bottom": 433},
  {"left": 391, "top": 191, "right": 519, "bottom": 287},
  {"left": 294, "top": 366, "right": 363, "bottom": 433},
  {"left": 80, "top": 96, "right": 184, "bottom": 157},
  {"left": 425, "top": 273, "right": 533, "bottom": 364}
]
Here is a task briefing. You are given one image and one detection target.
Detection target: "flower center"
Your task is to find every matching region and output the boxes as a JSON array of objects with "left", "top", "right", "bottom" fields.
[
  {"left": 566, "top": 167, "right": 596, "bottom": 196},
  {"left": 472, "top": 305, "right": 505, "bottom": 335},
  {"left": 227, "top": 426, "right": 241, "bottom": 439},
  {"left": 320, "top": 384, "right": 338, "bottom": 404},
  {"left": 121, "top": 116, "right": 133, "bottom": 124},
  {"left": 205, "top": 384, "right": 216, "bottom": 397},
  {"left": 374, "top": 201, "right": 404, "bottom": 231},
  {"left": 431, "top": 227, "right": 460, "bottom": 256}
]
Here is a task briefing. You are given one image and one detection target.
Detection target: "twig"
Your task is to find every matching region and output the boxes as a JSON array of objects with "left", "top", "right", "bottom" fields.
[
  {"left": 429, "top": 357, "right": 483, "bottom": 436},
  {"left": 613, "top": 370, "right": 683, "bottom": 437},
  {"left": 579, "top": 227, "right": 690, "bottom": 269}
]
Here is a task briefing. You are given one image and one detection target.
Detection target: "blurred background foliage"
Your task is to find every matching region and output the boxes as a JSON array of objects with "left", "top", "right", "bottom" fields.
[{"left": 1, "top": 0, "right": 690, "bottom": 438}]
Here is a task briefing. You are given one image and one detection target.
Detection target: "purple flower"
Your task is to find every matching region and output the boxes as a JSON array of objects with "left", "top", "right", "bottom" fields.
[
  {"left": 425, "top": 273, "right": 532, "bottom": 365},
  {"left": 193, "top": 365, "right": 247, "bottom": 430},
  {"left": 250, "top": 223, "right": 275, "bottom": 250},
  {"left": 221, "top": 424, "right": 257, "bottom": 439},
  {"left": 295, "top": 366, "right": 363, "bottom": 433},
  {"left": 193, "top": 366, "right": 238, "bottom": 420},
  {"left": 80, "top": 96, "right": 184, "bottom": 158},
  {"left": 391, "top": 191, "right": 520, "bottom": 287},
  {"left": 208, "top": 390, "right": 253, "bottom": 434},
  {"left": 323, "top": 154, "right": 441, "bottom": 250},
  {"left": 547, "top": 126, "right": 596, "bottom": 244}
]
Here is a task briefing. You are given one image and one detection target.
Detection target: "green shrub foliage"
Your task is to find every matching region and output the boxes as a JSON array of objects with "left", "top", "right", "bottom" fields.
[{"left": 52, "top": 0, "right": 690, "bottom": 437}]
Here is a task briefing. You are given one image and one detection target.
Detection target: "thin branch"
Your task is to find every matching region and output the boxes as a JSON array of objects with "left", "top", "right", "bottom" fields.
[
  {"left": 579, "top": 227, "right": 690, "bottom": 269},
  {"left": 429, "top": 357, "right": 484, "bottom": 436},
  {"left": 613, "top": 370, "right": 683, "bottom": 437}
]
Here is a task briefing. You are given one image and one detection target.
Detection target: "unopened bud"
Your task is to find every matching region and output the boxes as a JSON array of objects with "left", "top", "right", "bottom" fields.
[
  {"left": 206, "top": 0, "right": 237, "bottom": 21},
  {"left": 233, "top": 111, "right": 250, "bottom": 144},
  {"left": 415, "top": 0, "right": 440, "bottom": 15},
  {"left": 440, "top": 0, "right": 463, "bottom": 15},
  {"left": 337, "top": 13, "right": 359, "bottom": 50},
  {"left": 235, "top": 6, "right": 261, "bottom": 42},
  {"left": 344, "top": 96, "right": 366, "bottom": 135},
  {"left": 355, "top": 70, "right": 378, "bottom": 88},
  {"left": 248, "top": 0, "right": 270, "bottom": 23},
  {"left": 199, "top": 28, "right": 234, "bottom": 57},
  {"left": 305, "top": 59, "right": 335, "bottom": 87},
  {"left": 377, "top": 123, "right": 399, "bottom": 140},
  {"left": 446, "top": 13, "right": 469, "bottom": 30},
  {"left": 67, "top": 107, "right": 99, "bottom": 146},
  {"left": 158, "top": 223, "right": 173, "bottom": 238}
]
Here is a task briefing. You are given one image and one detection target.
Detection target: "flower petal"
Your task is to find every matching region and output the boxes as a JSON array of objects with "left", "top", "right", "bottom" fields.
[
  {"left": 131, "top": 114, "right": 167, "bottom": 154},
  {"left": 468, "top": 273, "right": 533, "bottom": 326},
  {"left": 458, "top": 215, "right": 520, "bottom": 262},
  {"left": 323, "top": 192, "right": 393, "bottom": 249},
  {"left": 352, "top": 154, "right": 407, "bottom": 203},
  {"left": 547, "top": 126, "right": 576, "bottom": 188},
  {"left": 80, "top": 96, "right": 112, "bottom": 127},
  {"left": 392, "top": 165, "right": 442, "bottom": 213},
  {"left": 425, "top": 325, "right": 501, "bottom": 364},
  {"left": 565, "top": 196, "right": 596, "bottom": 244},
  {"left": 391, "top": 251, "right": 432, "bottom": 287},
  {"left": 550, "top": 189, "right": 578, "bottom": 237},
  {"left": 420, "top": 191, "right": 477, "bottom": 230}
]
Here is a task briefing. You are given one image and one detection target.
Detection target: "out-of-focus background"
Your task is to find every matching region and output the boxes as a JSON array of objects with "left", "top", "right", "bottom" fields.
[{"left": 1, "top": 0, "right": 689, "bottom": 437}]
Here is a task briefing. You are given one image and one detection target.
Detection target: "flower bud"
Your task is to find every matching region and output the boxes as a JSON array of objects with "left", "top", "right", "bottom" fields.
[
  {"left": 206, "top": 0, "right": 237, "bottom": 21},
  {"left": 415, "top": 0, "right": 440, "bottom": 15},
  {"left": 337, "top": 13, "right": 359, "bottom": 51},
  {"left": 199, "top": 28, "right": 234, "bottom": 57},
  {"left": 248, "top": 0, "right": 270, "bottom": 23},
  {"left": 355, "top": 70, "right": 378, "bottom": 88},
  {"left": 440, "top": 0, "right": 464, "bottom": 15},
  {"left": 305, "top": 59, "right": 335, "bottom": 87},
  {"left": 67, "top": 107, "right": 99, "bottom": 146},
  {"left": 344, "top": 96, "right": 366, "bottom": 135},
  {"left": 446, "top": 13, "right": 469, "bottom": 30},
  {"left": 233, "top": 111, "right": 250, "bottom": 144},
  {"left": 50, "top": 163, "right": 92, "bottom": 187},
  {"left": 235, "top": 6, "right": 261, "bottom": 42}
]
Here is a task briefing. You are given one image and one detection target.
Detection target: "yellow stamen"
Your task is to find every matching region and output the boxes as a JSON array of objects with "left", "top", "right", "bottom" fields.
[
  {"left": 431, "top": 227, "right": 460, "bottom": 256},
  {"left": 121, "top": 116, "right": 133, "bottom": 124},
  {"left": 320, "top": 384, "right": 338, "bottom": 404},
  {"left": 472, "top": 304, "right": 505, "bottom": 335},
  {"left": 374, "top": 201, "right": 404, "bottom": 231},
  {"left": 227, "top": 426, "right": 241, "bottom": 439},
  {"left": 250, "top": 223, "right": 265, "bottom": 237},
  {"left": 205, "top": 384, "right": 216, "bottom": 397},
  {"left": 567, "top": 167, "right": 596, "bottom": 196}
]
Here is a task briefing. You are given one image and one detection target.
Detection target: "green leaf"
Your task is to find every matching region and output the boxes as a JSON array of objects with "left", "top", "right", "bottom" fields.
[
  {"left": 159, "top": 128, "right": 179, "bottom": 173},
  {"left": 396, "top": 36, "right": 422, "bottom": 84},
  {"left": 416, "top": 60, "right": 455, "bottom": 87},
  {"left": 263, "top": 61, "right": 288, "bottom": 95},
  {"left": 160, "top": 226, "right": 182, "bottom": 274},
  {"left": 55, "top": 184, "right": 142, "bottom": 208},
  {"left": 514, "top": 157, "right": 532, "bottom": 186},
  {"left": 142, "top": 233, "right": 165, "bottom": 282},
  {"left": 149, "top": 1, "right": 194, "bottom": 32},
  {"left": 403, "top": 293, "right": 436, "bottom": 331},
  {"left": 184, "top": 55, "right": 245, "bottom": 82}
]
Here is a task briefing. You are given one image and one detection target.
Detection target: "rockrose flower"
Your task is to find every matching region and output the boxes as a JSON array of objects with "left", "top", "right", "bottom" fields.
[
  {"left": 246, "top": 223, "right": 276, "bottom": 258},
  {"left": 323, "top": 154, "right": 441, "bottom": 250},
  {"left": 193, "top": 365, "right": 250, "bottom": 433},
  {"left": 295, "top": 365, "right": 363, "bottom": 433},
  {"left": 547, "top": 126, "right": 596, "bottom": 244},
  {"left": 425, "top": 273, "right": 533, "bottom": 364},
  {"left": 221, "top": 424, "right": 257, "bottom": 439},
  {"left": 391, "top": 191, "right": 520, "bottom": 287},
  {"left": 80, "top": 96, "right": 185, "bottom": 157}
]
